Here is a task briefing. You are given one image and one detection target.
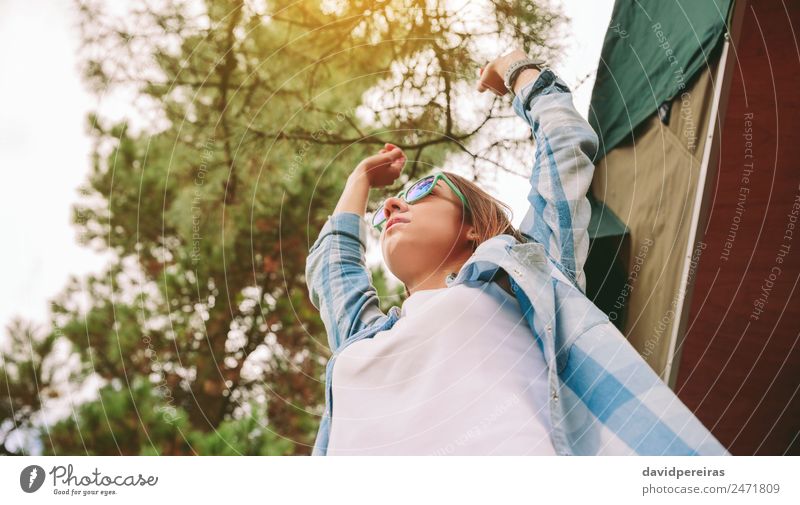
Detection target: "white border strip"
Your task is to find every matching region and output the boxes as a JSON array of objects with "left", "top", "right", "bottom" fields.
[{"left": 663, "top": 38, "right": 731, "bottom": 387}]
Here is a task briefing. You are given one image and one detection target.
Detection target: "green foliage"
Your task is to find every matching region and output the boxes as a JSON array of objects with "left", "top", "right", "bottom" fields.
[
  {"left": 46, "top": 378, "right": 192, "bottom": 455},
  {"left": 46, "top": 377, "right": 293, "bottom": 455},
  {"left": 0, "top": 319, "right": 58, "bottom": 455},
  {"left": 370, "top": 265, "right": 407, "bottom": 313},
  {"left": 186, "top": 411, "right": 295, "bottom": 456}
]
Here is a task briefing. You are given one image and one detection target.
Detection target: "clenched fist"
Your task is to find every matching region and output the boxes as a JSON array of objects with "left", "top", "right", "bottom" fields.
[
  {"left": 476, "top": 49, "right": 537, "bottom": 97},
  {"left": 355, "top": 143, "right": 406, "bottom": 188}
]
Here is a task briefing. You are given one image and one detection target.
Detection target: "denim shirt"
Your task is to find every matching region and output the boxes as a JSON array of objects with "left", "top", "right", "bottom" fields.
[{"left": 304, "top": 69, "right": 730, "bottom": 456}]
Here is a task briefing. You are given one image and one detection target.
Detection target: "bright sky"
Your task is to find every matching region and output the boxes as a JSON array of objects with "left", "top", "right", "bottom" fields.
[
  {"left": 0, "top": 0, "right": 615, "bottom": 335},
  {"left": 0, "top": 0, "right": 105, "bottom": 336}
]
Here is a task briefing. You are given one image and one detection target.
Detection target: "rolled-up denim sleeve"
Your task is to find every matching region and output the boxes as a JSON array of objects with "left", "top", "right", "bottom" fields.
[
  {"left": 304, "top": 212, "right": 386, "bottom": 352},
  {"left": 512, "top": 69, "right": 599, "bottom": 293}
]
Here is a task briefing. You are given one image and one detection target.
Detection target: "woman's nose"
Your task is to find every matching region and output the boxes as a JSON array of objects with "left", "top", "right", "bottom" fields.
[{"left": 382, "top": 195, "right": 407, "bottom": 220}]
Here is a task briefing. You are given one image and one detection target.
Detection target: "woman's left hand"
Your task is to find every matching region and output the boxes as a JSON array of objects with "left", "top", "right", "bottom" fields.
[{"left": 476, "top": 48, "right": 529, "bottom": 96}]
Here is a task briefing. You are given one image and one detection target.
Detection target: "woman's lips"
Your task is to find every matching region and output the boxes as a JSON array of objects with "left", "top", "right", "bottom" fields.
[{"left": 385, "top": 216, "right": 409, "bottom": 230}]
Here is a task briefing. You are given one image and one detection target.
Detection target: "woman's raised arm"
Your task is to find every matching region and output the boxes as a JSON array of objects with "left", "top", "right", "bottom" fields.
[
  {"left": 304, "top": 145, "right": 406, "bottom": 353},
  {"left": 478, "top": 50, "right": 599, "bottom": 293}
]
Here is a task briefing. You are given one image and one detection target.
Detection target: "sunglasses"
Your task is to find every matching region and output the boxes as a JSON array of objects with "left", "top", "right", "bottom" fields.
[{"left": 371, "top": 172, "right": 470, "bottom": 231}]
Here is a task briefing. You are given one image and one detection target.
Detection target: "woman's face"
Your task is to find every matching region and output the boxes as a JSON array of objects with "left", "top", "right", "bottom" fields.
[{"left": 379, "top": 179, "right": 475, "bottom": 282}]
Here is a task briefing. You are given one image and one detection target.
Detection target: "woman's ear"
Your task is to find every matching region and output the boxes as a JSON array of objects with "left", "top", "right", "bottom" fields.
[{"left": 467, "top": 228, "right": 479, "bottom": 250}]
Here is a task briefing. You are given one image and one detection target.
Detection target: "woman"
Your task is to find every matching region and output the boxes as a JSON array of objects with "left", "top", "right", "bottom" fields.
[{"left": 305, "top": 49, "right": 730, "bottom": 456}]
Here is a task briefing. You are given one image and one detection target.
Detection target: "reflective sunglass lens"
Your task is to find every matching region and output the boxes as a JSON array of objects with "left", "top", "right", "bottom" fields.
[
  {"left": 405, "top": 176, "right": 436, "bottom": 202},
  {"left": 372, "top": 202, "right": 387, "bottom": 227}
]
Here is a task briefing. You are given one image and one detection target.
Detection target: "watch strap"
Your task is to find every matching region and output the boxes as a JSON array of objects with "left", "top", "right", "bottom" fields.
[{"left": 503, "top": 57, "right": 546, "bottom": 95}]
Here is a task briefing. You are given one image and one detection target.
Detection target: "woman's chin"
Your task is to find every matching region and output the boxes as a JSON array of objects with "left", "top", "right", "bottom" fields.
[
  {"left": 382, "top": 239, "right": 414, "bottom": 267},
  {"left": 381, "top": 225, "right": 406, "bottom": 248}
]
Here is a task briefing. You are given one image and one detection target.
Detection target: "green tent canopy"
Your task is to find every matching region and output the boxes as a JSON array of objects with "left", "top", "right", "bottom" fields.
[
  {"left": 588, "top": 192, "right": 628, "bottom": 239},
  {"left": 588, "top": 0, "right": 734, "bottom": 156}
]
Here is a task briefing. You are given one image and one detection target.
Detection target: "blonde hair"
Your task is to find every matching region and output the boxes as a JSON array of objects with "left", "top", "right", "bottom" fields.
[
  {"left": 400, "top": 170, "right": 526, "bottom": 297},
  {"left": 442, "top": 170, "right": 526, "bottom": 246}
]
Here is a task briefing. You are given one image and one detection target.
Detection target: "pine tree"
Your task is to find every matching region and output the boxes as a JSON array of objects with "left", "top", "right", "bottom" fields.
[{"left": 1, "top": 0, "right": 562, "bottom": 455}]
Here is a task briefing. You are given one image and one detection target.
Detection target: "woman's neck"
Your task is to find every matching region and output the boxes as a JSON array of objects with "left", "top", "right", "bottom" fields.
[{"left": 404, "top": 254, "right": 470, "bottom": 296}]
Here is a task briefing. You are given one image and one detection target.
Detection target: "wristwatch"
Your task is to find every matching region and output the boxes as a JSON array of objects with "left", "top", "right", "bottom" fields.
[{"left": 503, "top": 57, "right": 546, "bottom": 96}]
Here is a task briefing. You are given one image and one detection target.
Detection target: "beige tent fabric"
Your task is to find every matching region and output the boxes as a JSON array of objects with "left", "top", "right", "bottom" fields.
[{"left": 590, "top": 62, "right": 718, "bottom": 376}]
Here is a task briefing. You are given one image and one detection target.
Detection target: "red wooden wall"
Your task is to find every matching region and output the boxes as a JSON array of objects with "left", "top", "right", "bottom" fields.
[{"left": 676, "top": 0, "right": 800, "bottom": 455}]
